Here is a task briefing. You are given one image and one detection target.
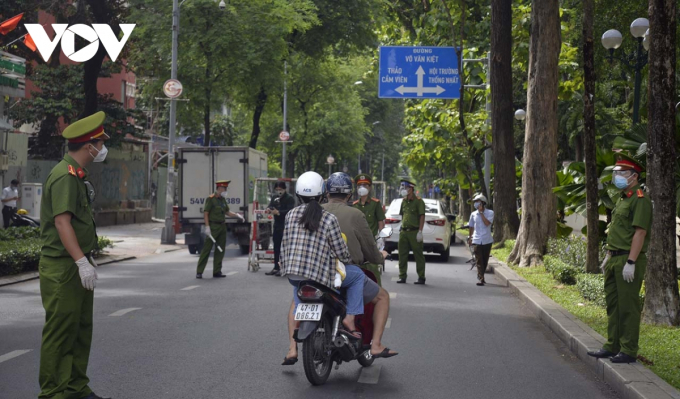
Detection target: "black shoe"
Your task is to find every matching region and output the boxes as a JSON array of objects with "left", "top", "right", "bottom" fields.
[
  {"left": 414, "top": 278, "right": 426, "bottom": 285},
  {"left": 396, "top": 278, "right": 407, "bottom": 284},
  {"left": 265, "top": 269, "right": 281, "bottom": 276},
  {"left": 84, "top": 393, "right": 112, "bottom": 399},
  {"left": 213, "top": 272, "right": 227, "bottom": 278},
  {"left": 610, "top": 352, "right": 637, "bottom": 363},
  {"left": 476, "top": 282, "right": 485, "bottom": 286},
  {"left": 587, "top": 349, "right": 616, "bottom": 358},
  {"left": 196, "top": 274, "right": 202, "bottom": 279}
]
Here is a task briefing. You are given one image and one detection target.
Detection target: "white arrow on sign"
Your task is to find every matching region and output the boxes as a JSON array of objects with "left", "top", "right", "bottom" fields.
[{"left": 395, "top": 66, "right": 445, "bottom": 97}]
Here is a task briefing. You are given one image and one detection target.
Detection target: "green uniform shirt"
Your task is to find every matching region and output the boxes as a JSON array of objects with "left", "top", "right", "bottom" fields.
[
  {"left": 40, "top": 154, "right": 97, "bottom": 258},
  {"left": 606, "top": 184, "right": 652, "bottom": 253},
  {"left": 399, "top": 196, "right": 425, "bottom": 230},
  {"left": 353, "top": 197, "right": 386, "bottom": 237},
  {"left": 204, "top": 194, "right": 230, "bottom": 224}
]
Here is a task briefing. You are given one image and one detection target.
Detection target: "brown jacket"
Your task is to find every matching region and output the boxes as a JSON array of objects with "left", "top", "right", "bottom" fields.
[{"left": 322, "top": 202, "right": 384, "bottom": 266}]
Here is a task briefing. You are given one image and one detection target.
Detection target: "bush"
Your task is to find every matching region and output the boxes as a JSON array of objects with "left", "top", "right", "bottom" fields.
[
  {"left": 576, "top": 273, "right": 606, "bottom": 307},
  {"left": 93, "top": 236, "right": 114, "bottom": 259},
  {"left": 546, "top": 235, "right": 607, "bottom": 271},
  {"left": 0, "top": 226, "right": 40, "bottom": 241},
  {"left": 544, "top": 256, "right": 579, "bottom": 285},
  {"left": 0, "top": 238, "right": 41, "bottom": 276}
]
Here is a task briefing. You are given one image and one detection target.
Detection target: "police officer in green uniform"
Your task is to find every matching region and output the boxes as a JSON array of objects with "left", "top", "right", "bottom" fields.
[
  {"left": 396, "top": 179, "right": 427, "bottom": 285},
  {"left": 588, "top": 157, "right": 652, "bottom": 364},
  {"left": 352, "top": 174, "right": 386, "bottom": 237},
  {"left": 196, "top": 180, "right": 244, "bottom": 278},
  {"left": 39, "top": 111, "right": 111, "bottom": 399}
]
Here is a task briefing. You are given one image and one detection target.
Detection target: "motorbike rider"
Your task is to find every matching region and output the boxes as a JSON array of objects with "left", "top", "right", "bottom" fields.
[
  {"left": 322, "top": 172, "right": 398, "bottom": 359},
  {"left": 280, "top": 171, "right": 370, "bottom": 365}
]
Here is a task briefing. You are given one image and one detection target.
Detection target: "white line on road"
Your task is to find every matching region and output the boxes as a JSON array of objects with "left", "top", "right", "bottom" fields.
[
  {"left": 386, "top": 318, "right": 392, "bottom": 329},
  {"left": 226, "top": 271, "right": 238, "bottom": 276},
  {"left": 358, "top": 364, "right": 382, "bottom": 384},
  {"left": 0, "top": 350, "right": 31, "bottom": 364},
  {"left": 389, "top": 292, "right": 397, "bottom": 299},
  {"left": 181, "top": 285, "right": 201, "bottom": 291},
  {"left": 108, "top": 308, "right": 142, "bottom": 317}
]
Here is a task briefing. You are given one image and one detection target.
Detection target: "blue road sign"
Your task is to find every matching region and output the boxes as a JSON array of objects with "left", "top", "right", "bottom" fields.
[{"left": 379, "top": 46, "right": 460, "bottom": 99}]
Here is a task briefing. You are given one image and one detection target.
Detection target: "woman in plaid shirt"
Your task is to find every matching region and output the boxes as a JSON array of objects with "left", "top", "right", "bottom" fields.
[{"left": 281, "top": 172, "right": 366, "bottom": 366}]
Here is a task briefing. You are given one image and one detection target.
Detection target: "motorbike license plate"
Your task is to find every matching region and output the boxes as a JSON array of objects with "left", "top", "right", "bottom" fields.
[{"left": 294, "top": 303, "right": 324, "bottom": 321}]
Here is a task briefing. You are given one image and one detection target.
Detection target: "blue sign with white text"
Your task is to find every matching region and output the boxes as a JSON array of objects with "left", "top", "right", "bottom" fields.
[{"left": 379, "top": 46, "right": 460, "bottom": 99}]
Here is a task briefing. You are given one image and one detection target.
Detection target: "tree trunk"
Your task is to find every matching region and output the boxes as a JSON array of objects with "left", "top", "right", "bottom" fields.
[
  {"left": 459, "top": 185, "right": 472, "bottom": 225},
  {"left": 508, "top": 0, "right": 561, "bottom": 267},
  {"left": 203, "top": 57, "right": 212, "bottom": 146},
  {"left": 490, "top": 0, "right": 520, "bottom": 246},
  {"left": 249, "top": 87, "right": 267, "bottom": 149},
  {"left": 643, "top": 0, "right": 680, "bottom": 326},
  {"left": 574, "top": 134, "right": 584, "bottom": 162},
  {"left": 582, "top": 0, "right": 600, "bottom": 274}
]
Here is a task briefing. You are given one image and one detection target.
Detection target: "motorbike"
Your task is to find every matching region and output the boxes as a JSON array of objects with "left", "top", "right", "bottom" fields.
[
  {"left": 9, "top": 210, "right": 40, "bottom": 228},
  {"left": 294, "top": 226, "right": 393, "bottom": 386}
]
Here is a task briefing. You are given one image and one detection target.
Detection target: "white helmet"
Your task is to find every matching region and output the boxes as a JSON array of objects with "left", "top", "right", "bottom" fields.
[
  {"left": 472, "top": 193, "right": 487, "bottom": 203},
  {"left": 295, "top": 171, "right": 325, "bottom": 197}
]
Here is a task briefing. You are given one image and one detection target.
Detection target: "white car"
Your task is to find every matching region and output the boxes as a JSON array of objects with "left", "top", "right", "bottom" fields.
[{"left": 383, "top": 198, "right": 456, "bottom": 261}]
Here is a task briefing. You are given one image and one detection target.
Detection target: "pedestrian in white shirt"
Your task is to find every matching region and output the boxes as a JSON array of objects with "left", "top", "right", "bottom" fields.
[
  {"left": 1, "top": 179, "right": 20, "bottom": 228},
  {"left": 468, "top": 193, "right": 494, "bottom": 286}
]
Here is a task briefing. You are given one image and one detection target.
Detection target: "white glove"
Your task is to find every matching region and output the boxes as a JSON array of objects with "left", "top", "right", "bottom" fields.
[
  {"left": 204, "top": 225, "right": 211, "bottom": 236},
  {"left": 237, "top": 213, "right": 245, "bottom": 222},
  {"left": 623, "top": 261, "right": 635, "bottom": 283},
  {"left": 75, "top": 256, "right": 98, "bottom": 291},
  {"left": 416, "top": 231, "right": 423, "bottom": 243}
]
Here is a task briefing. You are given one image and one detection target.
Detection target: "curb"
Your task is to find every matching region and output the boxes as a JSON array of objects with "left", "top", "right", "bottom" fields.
[
  {"left": 0, "top": 256, "right": 137, "bottom": 288},
  {"left": 470, "top": 236, "right": 680, "bottom": 399}
]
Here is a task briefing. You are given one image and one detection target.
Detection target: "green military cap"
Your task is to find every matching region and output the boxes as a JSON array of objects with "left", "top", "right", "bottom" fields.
[
  {"left": 62, "top": 111, "right": 109, "bottom": 143},
  {"left": 612, "top": 153, "right": 644, "bottom": 173},
  {"left": 399, "top": 178, "right": 416, "bottom": 188},
  {"left": 354, "top": 174, "right": 372, "bottom": 185},
  {"left": 216, "top": 180, "right": 231, "bottom": 187}
]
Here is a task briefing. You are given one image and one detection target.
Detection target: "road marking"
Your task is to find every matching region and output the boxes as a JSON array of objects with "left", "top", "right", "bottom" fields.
[
  {"left": 389, "top": 292, "right": 397, "bottom": 299},
  {"left": 109, "top": 308, "right": 141, "bottom": 317},
  {"left": 358, "top": 364, "right": 382, "bottom": 384},
  {"left": 386, "top": 318, "right": 392, "bottom": 329},
  {"left": 181, "top": 285, "right": 201, "bottom": 291},
  {"left": 226, "top": 271, "right": 238, "bottom": 276},
  {"left": 0, "top": 350, "right": 31, "bottom": 364}
]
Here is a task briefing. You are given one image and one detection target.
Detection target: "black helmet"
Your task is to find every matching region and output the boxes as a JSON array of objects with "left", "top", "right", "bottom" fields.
[{"left": 326, "top": 172, "right": 353, "bottom": 195}]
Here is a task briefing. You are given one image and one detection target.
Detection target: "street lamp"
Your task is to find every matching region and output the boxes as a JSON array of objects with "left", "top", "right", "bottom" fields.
[
  {"left": 327, "top": 154, "right": 335, "bottom": 176},
  {"left": 514, "top": 109, "right": 526, "bottom": 121},
  {"left": 601, "top": 18, "right": 649, "bottom": 124}
]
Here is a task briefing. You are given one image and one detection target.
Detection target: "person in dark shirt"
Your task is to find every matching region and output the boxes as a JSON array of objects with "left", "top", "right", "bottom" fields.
[{"left": 265, "top": 182, "right": 296, "bottom": 276}]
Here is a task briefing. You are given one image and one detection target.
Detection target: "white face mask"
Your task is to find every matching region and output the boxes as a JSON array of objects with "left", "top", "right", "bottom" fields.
[
  {"left": 357, "top": 187, "right": 369, "bottom": 197},
  {"left": 400, "top": 189, "right": 408, "bottom": 197},
  {"left": 220, "top": 191, "right": 228, "bottom": 199},
  {"left": 90, "top": 144, "right": 108, "bottom": 162}
]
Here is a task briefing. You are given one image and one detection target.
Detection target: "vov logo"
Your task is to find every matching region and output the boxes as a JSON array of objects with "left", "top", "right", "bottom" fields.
[{"left": 25, "top": 24, "right": 135, "bottom": 63}]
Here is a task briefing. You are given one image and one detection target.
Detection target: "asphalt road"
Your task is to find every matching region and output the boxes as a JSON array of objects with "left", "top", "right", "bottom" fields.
[{"left": 0, "top": 241, "right": 619, "bottom": 399}]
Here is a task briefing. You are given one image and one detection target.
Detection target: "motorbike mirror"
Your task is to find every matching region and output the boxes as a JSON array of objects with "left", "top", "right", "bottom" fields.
[{"left": 378, "top": 226, "right": 393, "bottom": 238}]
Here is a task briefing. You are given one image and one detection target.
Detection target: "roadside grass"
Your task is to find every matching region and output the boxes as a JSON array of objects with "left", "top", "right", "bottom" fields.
[{"left": 491, "top": 241, "right": 680, "bottom": 391}]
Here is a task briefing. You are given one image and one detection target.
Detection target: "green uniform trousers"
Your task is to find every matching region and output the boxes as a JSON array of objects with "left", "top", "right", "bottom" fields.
[
  {"left": 362, "top": 263, "right": 382, "bottom": 287},
  {"left": 603, "top": 253, "right": 646, "bottom": 358},
  {"left": 39, "top": 256, "right": 94, "bottom": 399},
  {"left": 398, "top": 230, "right": 426, "bottom": 280},
  {"left": 196, "top": 223, "right": 227, "bottom": 275}
]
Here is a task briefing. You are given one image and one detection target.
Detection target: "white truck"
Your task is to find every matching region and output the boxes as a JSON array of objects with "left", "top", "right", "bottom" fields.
[{"left": 177, "top": 146, "right": 269, "bottom": 255}]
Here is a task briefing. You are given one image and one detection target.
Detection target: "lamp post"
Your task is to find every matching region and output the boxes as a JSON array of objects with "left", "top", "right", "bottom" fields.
[
  {"left": 327, "top": 154, "right": 335, "bottom": 176},
  {"left": 514, "top": 109, "right": 526, "bottom": 121},
  {"left": 601, "top": 18, "right": 649, "bottom": 124}
]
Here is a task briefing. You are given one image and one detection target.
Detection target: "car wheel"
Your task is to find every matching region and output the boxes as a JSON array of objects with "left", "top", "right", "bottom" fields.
[{"left": 439, "top": 248, "right": 450, "bottom": 262}]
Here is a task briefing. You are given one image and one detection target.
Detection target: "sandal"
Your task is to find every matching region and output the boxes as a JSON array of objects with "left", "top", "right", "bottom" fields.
[
  {"left": 340, "top": 329, "right": 362, "bottom": 340},
  {"left": 371, "top": 348, "right": 398, "bottom": 358},
  {"left": 281, "top": 356, "right": 298, "bottom": 366}
]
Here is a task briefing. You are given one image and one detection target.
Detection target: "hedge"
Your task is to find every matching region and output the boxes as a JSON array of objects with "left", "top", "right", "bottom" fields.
[{"left": 544, "top": 256, "right": 579, "bottom": 285}]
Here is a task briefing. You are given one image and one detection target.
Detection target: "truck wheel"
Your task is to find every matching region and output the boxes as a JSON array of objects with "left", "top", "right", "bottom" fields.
[
  {"left": 240, "top": 244, "right": 250, "bottom": 255},
  {"left": 189, "top": 245, "right": 197, "bottom": 255}
]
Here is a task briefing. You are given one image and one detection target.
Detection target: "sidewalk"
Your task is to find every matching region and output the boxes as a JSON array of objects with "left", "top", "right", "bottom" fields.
[{"left": 0, "top": 222, "right": 186, "bottom": 287}]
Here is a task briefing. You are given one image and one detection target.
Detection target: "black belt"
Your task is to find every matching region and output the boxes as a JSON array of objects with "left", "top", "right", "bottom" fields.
[
  {"left": 608, "top": 250, "right": 630, "bottom": 257},
  {"left": 3, "top": 205, "right": 16, "bottom": 210},
  {"left": 401, "top": 227, "right": 419, "bottom": 232}
]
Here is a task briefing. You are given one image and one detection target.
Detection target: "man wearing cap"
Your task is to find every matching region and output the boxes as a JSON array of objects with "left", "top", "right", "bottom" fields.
[
  {"left": 353, "top": 174, "right": 386, "bottom": 238},
  {"left": 264, "top": 181, "right": 296, "bottom": 276},
  {"left": 196, "top": 180, "right": 244, "bottom": 279},
  {"left": 588, "top": 156, "right": 651, "bottom": 364},
  {"left": 397, "top": 179, "right": 427, "bottom": 284},
  {"left": 39, "top": 111, "right": 111, "bottom": 399},
  {"left": 468, "top": 193, "right": 494, "bottom": 286}
]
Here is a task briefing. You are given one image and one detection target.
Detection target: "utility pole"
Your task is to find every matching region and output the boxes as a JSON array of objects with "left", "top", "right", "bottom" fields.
[
  {"left": 282, "top": 61, "right": 287, "bottom": 178},
  {"left": 163, "top": 0, "right": 179, "bottom": 244}
]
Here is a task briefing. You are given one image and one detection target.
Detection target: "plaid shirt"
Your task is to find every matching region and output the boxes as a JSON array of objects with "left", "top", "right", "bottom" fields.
[{"left": 280, "top": 204, "right": 352, "bottom": 287}]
